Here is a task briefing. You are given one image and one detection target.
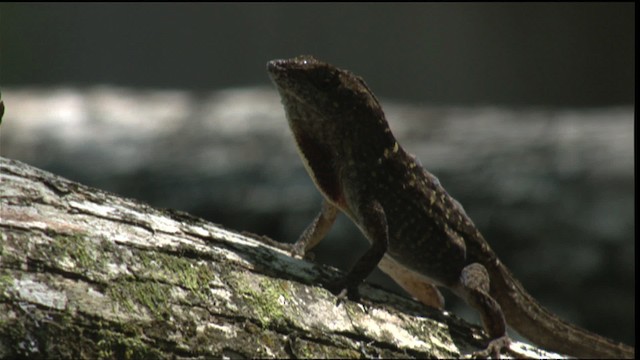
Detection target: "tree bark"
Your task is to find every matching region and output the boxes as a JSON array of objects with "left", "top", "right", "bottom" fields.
[{"left": 0, "top": 156, "right": 561, "bottom": 359}]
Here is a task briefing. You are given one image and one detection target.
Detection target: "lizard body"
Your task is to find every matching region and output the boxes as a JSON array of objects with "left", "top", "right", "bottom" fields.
[{"left": 267, "top": 55, "right": 634, "bottom": 358}]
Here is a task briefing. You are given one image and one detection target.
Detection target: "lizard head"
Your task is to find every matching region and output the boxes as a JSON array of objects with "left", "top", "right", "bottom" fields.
[
  {"left": 267, "top": 55, "right": 381, "bottom": 120},
  {"left": 267, "top": 55, "right": 393, "bottom": 153},
  {"left": 267, "top": 56, "right": 398, "bottom": 204}
]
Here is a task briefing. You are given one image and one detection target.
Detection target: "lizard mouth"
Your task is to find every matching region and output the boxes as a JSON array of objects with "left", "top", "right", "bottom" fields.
[
  {"left": 266, "top": 56, "right": 322, "bottom": 82},
  {"left": 266, "top": 59, "right": 286, "bottom": 75},
  {"left": 266, "top": 61, "right": 314, "bottom": 109},
  {"left": 266, "top": 60, "right": 296, "bottom": 95},
  {"left": 266, "top": 58, "right": 303, "bottom": 78}
]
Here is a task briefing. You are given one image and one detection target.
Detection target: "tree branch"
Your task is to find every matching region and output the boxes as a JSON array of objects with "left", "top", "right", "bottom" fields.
[{"left": 0, "top": 157, "right": 563, "bottom": 358}]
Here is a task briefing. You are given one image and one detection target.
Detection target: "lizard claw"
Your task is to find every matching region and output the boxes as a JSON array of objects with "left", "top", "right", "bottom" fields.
[
  {"left": 472, "top": 335, "right": 511, "bottom": 359},
  {"left": 291, "top": 242, "right": 316, "bottom": 261},
  {"left": 291, "top": 241, "right": 306, "bottom": 258},
  {"left": 326, "top": 278, "right": 361, "bottom": 303}
]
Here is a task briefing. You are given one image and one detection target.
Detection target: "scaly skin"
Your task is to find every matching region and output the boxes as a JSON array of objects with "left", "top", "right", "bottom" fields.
[{"left": 267, "top": 55, "right": 634, "bottom": 358}]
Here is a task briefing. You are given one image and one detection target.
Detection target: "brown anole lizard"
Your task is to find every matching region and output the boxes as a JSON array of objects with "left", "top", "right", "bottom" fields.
[{"left": 267, "top": 55, "right": 634, "bottom": 358}]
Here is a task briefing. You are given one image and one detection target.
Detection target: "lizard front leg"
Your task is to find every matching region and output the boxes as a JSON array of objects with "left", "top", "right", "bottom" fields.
[
  {"left": 326, "top": 199, "right": 389, "bottom": 301},
  {"left": 292, "top": 199, "right": 338, "bottom": 258},
  {"left": 294, "top": 199, "right": 445, "bottom": 308},
  {"left": 293, "top": 198, "right": 388, "bottom": 301}
]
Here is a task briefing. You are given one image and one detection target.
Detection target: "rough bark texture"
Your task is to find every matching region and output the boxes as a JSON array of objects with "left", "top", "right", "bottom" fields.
[
  {"left": 0, "top": 157, "right": 562, "bottom": 359},
  {"left": 1, "top": 87, "right": 634, "bottom": 348}
]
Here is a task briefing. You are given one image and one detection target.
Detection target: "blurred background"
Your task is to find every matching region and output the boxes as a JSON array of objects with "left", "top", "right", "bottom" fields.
[
  {"left": 0, "top": 3, "right": 634, "bottom": 348},
  {"left": 1, "top": 3, "right": 634, "bottom": 106}
]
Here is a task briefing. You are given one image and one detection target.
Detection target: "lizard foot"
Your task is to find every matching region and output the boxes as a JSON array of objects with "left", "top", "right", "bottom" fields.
[
  {"left": 291, "top": 241, "right": 306, "bottom": 258},
  {"left": 325, "top": 278, "right": 361, "bottom": 304},
  {"left": 472, "top": 335, "right": 511, "bottom": 359},
  {"left": 291, "top": 241, "right": 316, "bottom": 260}
]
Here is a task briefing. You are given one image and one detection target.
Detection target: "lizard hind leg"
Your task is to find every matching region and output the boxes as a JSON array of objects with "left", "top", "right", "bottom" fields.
[
  {"left": 378, "top": 255, "right": 445, "bottom": 310},
  {"left": 457, "top": 263, "right": 511, "bottom": 358}
]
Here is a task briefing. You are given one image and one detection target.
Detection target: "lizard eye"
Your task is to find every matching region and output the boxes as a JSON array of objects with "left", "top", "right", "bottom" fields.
[{"left": 309, "top": 70, "right": 339, "bottom": 91}]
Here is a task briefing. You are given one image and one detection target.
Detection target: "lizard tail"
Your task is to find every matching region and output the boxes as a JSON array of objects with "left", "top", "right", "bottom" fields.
[{"left": 479, "top": 249, "right": 634, "bottom": 358}]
